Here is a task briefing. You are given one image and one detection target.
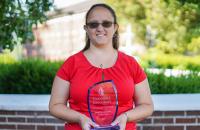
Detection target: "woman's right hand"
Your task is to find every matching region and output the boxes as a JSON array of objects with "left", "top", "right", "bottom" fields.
[{"left": 78, "top": 114, "right": 99, "bottom": 130}]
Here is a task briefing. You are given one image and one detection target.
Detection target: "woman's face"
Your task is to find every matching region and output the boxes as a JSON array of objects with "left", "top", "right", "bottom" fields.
[{"left": 85, "top": 7, "right": 118, "bottom": 47}]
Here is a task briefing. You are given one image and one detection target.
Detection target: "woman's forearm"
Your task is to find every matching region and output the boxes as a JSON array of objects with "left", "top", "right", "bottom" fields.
[
  {"left": 49, "top": 103, "right": 83, "bottom": 123},
  {"left": 125, "top": 103, "right": 154, "bottom": 122}
]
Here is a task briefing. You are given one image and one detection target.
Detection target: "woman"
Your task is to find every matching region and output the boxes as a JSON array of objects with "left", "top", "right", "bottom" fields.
[{"left": 49, "top": 3, "right": 154, "bottom": 130}]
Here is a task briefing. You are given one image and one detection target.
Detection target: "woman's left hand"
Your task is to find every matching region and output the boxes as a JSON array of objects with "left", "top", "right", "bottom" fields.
[{"left": 111, "top": 113, "right": 128, "bottom": 130}]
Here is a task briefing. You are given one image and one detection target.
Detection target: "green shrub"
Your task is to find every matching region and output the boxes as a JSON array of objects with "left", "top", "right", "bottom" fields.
[
  {"left": 146, "top": 70, "right": 200, "bottom": 94},
  {"left": 0, "top": 59, "right": 62, "bottom": 94},
  {"left": 141, "top": 52, "right": 200, "bottom": 71},
  {"left": 0, "top": 52, "right": 16, "bottom": 64},
  {"left": 187, "top": 37, "right": 200, "bottom": 55}
]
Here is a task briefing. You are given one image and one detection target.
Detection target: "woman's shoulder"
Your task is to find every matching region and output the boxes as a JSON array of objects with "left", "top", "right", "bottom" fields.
[
  {"left": 60, "top": 51, "right": 83, "bottom": 67},
  {"left": 118, "top": 51, "right": 138, "bottom": 63},
  {"left": 64, "top": 51, "right": 83, "bottom": 61}
]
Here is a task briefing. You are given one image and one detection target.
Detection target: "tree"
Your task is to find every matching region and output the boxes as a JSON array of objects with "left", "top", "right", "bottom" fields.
[
  {"left": 106, "top": 0, "right": 200, "bottom": 54},
  {"left": 0, "top": 0, "right": 53, "bottom": 50}
]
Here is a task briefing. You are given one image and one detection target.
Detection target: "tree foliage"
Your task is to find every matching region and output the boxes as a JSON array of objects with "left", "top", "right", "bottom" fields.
[
  {"left": 0, "top": 0, "right": 53, "bottom": 50},
  {"left": 106, "top": 0, "right": 200, "bottom": 54}
]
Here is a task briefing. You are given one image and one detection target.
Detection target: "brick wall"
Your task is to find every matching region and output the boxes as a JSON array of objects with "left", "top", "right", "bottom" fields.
[
  {"left": 138, "top": 111, "right": 200, "bottom": 130},
  {"left": 0, "top": 110, "right": 64, "bottom": 130},
  {"left": 0, "top": 110, "right": 199, "bottom": 130}
]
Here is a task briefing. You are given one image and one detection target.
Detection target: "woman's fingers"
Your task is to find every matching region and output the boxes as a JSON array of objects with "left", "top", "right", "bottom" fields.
[
  {"left": 111, "top": 113, "right": 128, "bottom": 130},
  {"left": 80, "top": 115, "right": 100, "bottom": 130},
  {"left": 111, "top": 119, "right": 119, "bottom": 126},
  {"left": 89, "top": 121, "right": 99, "bottom": 128}
]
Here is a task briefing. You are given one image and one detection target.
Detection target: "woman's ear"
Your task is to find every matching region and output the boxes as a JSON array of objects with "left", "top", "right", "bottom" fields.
[{"left": 84, "top": 25, "right": 87, "bottom": 31}]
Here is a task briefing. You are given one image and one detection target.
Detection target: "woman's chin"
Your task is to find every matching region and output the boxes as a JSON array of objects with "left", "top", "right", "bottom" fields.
[
  {"left": 94, "top": 42, "right": 109, "bottom": 47},
  {"left": 93, "top": 40, "right": 110, "bottom": 45}
]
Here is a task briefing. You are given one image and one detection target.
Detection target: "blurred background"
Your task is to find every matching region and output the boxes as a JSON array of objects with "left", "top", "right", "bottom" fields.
[{"left": 0, "top": 0, "right": 200, "bottom": 94}]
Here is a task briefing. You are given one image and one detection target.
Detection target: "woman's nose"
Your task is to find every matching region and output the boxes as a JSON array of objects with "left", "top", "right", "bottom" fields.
[{"left": 96, "top": 24, "right": 104, "bottom": 31}]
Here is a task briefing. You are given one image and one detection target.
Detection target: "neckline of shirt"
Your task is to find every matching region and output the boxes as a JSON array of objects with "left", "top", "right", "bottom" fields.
[{"left": 80, "top": 50, "right": 120, "bottom": 70}]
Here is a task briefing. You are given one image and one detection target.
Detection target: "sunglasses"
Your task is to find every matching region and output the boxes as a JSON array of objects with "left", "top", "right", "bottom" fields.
[{"left": 86, "top": 21, "right": 114, "bottom": 29}]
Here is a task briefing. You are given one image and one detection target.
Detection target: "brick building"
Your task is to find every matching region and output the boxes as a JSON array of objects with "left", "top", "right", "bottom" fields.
[{"left": 24, "top": 0, "right": 100, "bottom": 60}]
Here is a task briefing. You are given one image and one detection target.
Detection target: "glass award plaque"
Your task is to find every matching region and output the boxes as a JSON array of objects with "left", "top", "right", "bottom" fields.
[{"left": 87, "top": 80, "right": 120, "bottom": 130}]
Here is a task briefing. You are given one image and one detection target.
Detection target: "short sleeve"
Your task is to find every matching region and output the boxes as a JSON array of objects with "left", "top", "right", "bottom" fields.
[
  {"left": 131, "top": 57, "right": 146, "bottom": 84},
  {"left": 56, "top": 56, "right": 74, "bottom": 81}
]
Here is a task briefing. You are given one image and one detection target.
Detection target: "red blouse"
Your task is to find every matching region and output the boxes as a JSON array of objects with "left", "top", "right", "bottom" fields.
[{"left": 57, "top": 51, "right": 146, "bottom": 130}]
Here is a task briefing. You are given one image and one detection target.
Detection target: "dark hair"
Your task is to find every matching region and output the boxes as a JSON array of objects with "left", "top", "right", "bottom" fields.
[{"left": 82, "top": 3, "right": 119, "bottom": 51}]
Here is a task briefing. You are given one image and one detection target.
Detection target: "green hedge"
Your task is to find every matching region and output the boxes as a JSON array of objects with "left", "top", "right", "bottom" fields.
[
  {"left": 0, "top": 59, "right": 61, "bottom": 94},
  {"left": 0, "top": 52, "right": 16, "bottom": 64},
  {"left": 0, "top": 59, "right": 200, "bottom": 94},
  {"left": 141, "top": 52, "right": 200, "bottom": 71},
  {"left": 146, "top": 70, "right": 200, "bottom": 94}
]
